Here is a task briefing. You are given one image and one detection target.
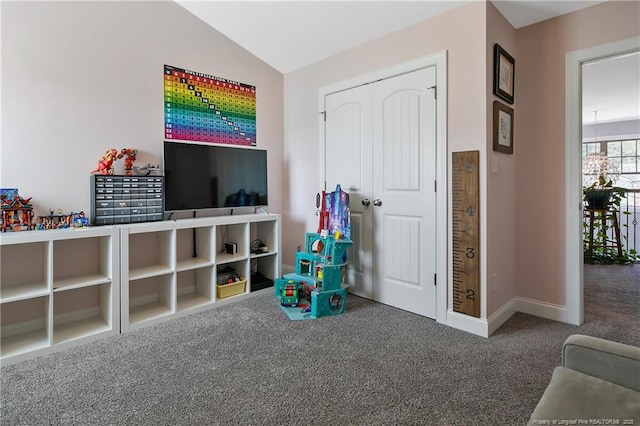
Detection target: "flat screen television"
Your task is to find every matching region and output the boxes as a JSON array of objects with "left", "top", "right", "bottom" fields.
[{"left": 164, "top": 141, "right": 268, "bottom": 212}]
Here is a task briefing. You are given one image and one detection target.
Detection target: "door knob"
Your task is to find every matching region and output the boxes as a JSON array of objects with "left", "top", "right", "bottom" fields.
[
  {"left": 362, "top": 198, "right": 371, "bottom": 207},
  {"left": 373, "top": 199, "right": 382, "bottom": 207}
]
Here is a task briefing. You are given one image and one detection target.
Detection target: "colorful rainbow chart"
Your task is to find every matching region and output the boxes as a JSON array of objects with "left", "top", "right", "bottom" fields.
[{"left": 164, "top": 65, "right": 256, "bottom": 146}]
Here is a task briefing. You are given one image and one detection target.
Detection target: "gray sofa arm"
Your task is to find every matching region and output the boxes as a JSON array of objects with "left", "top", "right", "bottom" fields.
[{"left": 563, "top": 334, "right": 640, "bottom": 391}]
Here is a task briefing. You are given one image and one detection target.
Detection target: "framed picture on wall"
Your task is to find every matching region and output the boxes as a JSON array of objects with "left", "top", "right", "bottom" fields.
[
  {"left": 493, "top": 44, "right": 515, "bottom": 104},
  {"left": 493, "top": 101, "right": 514, "bottom": 154}
]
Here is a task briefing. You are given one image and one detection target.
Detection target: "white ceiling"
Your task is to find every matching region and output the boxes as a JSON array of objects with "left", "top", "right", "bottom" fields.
[
  {"left": 176, "top": 0, "right": 607, "bottom": 74},
  {"left": 176, "top": 0, "right": 638, "bottom": 123},
  {"left": 582, "top": 52, "right": 640, "bottom": 124}
]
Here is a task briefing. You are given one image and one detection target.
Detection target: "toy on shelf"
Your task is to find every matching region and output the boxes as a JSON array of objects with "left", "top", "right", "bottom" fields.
[
  {"left": 274, "top": 184, "right": 352, "bottom": 320},
  {"left": 132, "top": 163, "right": 162, "bottom": 176},
  {"left": 37, "top": 211, "right": 89, "bottom": 230},
  {"left": 91, "top": 148, "right": 119, "bottom": 175},
  {"left": 0, "top": 194, "right": 35, "bottom": 232},
  {"left": 117, "top": 148, "right": 137, "bottom": 176},
  {"left": 0, "top": 188, "right": 19, "bottom": 200}
]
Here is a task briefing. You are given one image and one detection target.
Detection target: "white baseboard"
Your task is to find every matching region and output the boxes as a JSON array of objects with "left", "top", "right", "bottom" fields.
[
  {"left": 487, "top": 298, "right": 518, "bottom": 336},
  {"left": 513, "top": 296, "right": 568, "bottom": 322},
  {"left": 486, "top": 296, "right": 568, "bottom": 335},
  {"left": 446, "top": 310, "right": 489, "bottom": 337}
]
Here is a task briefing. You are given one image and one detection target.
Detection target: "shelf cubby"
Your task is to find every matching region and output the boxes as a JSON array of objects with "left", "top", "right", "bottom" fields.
[
  {"left": 176, "top": 226, "right": 214, "bottom": 272},
  {"left": 252, "top": 255, "right": 278, "bottom": 282},
  {"left": 128, "top": 230, "right": 174, "bottom": 280},
  {"left": 176, "top": 266, "right": 214, "bottom": 312},
  {"left": 0, "top": 240, "right": 49, "bottom": 303},
  {"left": 128, "top": 274, "right": 174, "bottom": 328},
  {"left": 53, "top": 283, "right": 112, "bottom": 345},
  {"left": 216, "top": 259, "right": 249, "bottom": 301},
  {"left": 1, "top": 296, "right": 50, "bottom": 359},
  {"left": 250, "top": 220, "right": 278, "bottom": 256},
  {"left": 53, "top": 236, "right": 112, "bottom": 291},
  {"left": 216, "top": 222, "right": 248, "bottom": 262}
]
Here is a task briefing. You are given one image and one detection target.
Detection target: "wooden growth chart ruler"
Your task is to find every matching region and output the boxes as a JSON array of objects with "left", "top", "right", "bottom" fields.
[{"left": 452, "top": 151, "right": 480, "bottom": 318}]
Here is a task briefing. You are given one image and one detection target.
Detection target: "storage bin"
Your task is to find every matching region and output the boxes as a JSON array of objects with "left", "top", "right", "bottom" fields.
[{"left": 216, "top": 279, "right": 246, "bottom": 299}]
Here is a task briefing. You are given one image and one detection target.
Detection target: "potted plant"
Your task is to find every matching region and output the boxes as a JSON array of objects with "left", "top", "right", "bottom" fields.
[
  {"left": 583, "top": 175, "right": 625, "bottom": 210},
  {"left": 582, "top": 152, "right": 624, "bottom": 210}
]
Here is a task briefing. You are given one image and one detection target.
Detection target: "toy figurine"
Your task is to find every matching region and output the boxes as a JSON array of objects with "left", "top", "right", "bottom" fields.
[
  {"left": 37, "top": 211, "right": 89, "bottom": 230},
  {"left": 72, "top": 211, "right": 89, "bottom": 228},
  {"left": 91, "top": 148, "right": 119, "bottom": 175},
  {"left": 118, "top": 148, "right": 137, "bottom": 176},
  {"left": 133, "top": 163, "right": 161, "bottom": 176}
]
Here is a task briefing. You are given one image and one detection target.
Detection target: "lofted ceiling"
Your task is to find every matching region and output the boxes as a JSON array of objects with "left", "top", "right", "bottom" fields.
[
  {"left": 175, "top": 0, "right": 607, "bottom": 74},
  {"left": 176, "top": 0, "right": 637, "bottom": 123}
]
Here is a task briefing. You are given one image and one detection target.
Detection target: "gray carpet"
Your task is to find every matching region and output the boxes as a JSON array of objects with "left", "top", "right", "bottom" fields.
[{"left": 2, "top": 264, "right": 638, "bottom": 425}]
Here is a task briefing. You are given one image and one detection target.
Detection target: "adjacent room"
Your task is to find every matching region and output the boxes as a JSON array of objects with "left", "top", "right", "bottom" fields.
[{"left": 1, "top": 1, "right": 638, "bottom": 424}]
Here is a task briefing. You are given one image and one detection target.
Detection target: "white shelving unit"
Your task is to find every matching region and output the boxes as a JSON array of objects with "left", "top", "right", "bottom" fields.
[
  {"left": 120, "top": 214, "right": 279, "bottom": 332},
  {"left": 0, "top": 214, "right": 279, "bottom": 362},
  {"left": 0, "top": 227, "right": 119, "bottom": 365}
]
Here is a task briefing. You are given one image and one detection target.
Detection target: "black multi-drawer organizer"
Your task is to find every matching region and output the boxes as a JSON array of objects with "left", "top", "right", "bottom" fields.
[{"left": 91, "top": 175, "right": 164, "bottom": 225}]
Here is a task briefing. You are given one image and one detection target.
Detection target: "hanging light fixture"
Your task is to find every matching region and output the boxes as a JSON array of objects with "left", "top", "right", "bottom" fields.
[{"left": 582, "top": 111, "right": 618, "bottom": 187}]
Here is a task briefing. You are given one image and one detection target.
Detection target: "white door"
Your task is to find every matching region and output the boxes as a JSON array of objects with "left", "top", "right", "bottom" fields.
[
  {"left": 324, "top": 67, "right": 437, "bottom": 318},
  {"left": 325, "top": 84, "right": 374, "bottom": 298},
  {"left": 372, "top": 67, "right": 437, "bottom": 318}
]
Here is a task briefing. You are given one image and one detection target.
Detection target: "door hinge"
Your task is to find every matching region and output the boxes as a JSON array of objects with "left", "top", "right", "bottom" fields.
[
  {"left": 434, "top": 180, "right": 437, "bottom": 192},
  {"left": 434, "top": 273, "right": 437, "bottom": 286},
  {"left": 320, "top": 111, "right": 326, "bottom": 121},
  {"left": 428, "top": 85, "right": 436, "bottom": 99}
]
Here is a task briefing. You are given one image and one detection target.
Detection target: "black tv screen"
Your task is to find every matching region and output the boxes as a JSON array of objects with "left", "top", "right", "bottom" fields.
[{"left": 164, "top": 141, "right": 268, "bottom": 212}]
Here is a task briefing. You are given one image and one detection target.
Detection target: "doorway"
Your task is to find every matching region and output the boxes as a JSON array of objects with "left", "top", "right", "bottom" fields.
[
  {"left": 319, "top": 53, "right": 448, "bottom": 322},
  {"left": 565, "top": 36, "right": 640, "bottom": 325}
]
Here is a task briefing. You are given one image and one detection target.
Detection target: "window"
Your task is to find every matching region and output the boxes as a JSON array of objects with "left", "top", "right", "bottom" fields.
[
  {"left": 582, "top": 139, "right": 640, "bottom": 189},
  {"left": 607, "top": 139, "right": 639, "bottom": 174}
]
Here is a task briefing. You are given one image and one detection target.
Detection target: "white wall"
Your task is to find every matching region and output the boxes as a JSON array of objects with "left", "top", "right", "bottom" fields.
[
  {"left": 282, "top": 0, "right": 639, "bottom": 328},
  {"left": 1, "top": 1, "right": 284, "bottom": 218},
  {"left": 485, "top": 2, "right": 518, "bottom": 317},
  {"left": 283, "top": 1, "right": 489, "bottom": 316},
  {"left": 515, "top": 1, "right": 640, "bottom": 306}
]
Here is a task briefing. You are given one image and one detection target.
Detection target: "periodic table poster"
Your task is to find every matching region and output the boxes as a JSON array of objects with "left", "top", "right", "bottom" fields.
[{"left": 164, "top": 65, "right": 256, "bottom": 146}]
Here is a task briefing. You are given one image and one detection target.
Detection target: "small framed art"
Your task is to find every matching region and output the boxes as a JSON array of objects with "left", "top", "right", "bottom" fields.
[
  {"left": 493, "top": 44, "right": 515, "bottom": 104},
  {"left": 493, "top": 101, "right": 514, "bottom": 154}
]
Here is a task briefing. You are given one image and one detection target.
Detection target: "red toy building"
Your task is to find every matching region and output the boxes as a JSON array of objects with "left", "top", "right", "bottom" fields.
[{"left": 1, "top": 195, "right": 35, "bottom": 232}]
